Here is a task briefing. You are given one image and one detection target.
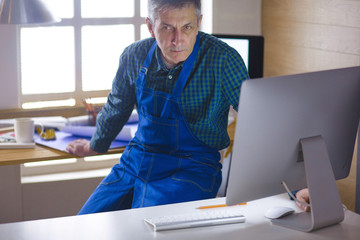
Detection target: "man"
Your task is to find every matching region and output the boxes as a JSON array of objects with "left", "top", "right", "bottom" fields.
[{"left": 67, "top": 0, "right": 249, "bottom": 214}]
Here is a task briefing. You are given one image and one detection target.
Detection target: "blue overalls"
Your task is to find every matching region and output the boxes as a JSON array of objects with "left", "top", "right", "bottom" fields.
[{"left": 79, "top": 36, "right": 222, "bottom": 214}]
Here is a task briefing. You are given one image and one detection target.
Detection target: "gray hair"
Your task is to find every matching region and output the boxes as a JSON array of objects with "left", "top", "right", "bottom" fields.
[{"left": 148, "top": 0, "right": 201, "bottom": 23}]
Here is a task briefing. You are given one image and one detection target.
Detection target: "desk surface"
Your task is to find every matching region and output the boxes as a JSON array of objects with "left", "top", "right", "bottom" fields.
[
  {"left": 0, "top": 144, "right": 125, "bottom": 166},
  {"left": 0, "top": 194, "right": 359, "bottom": 240}
]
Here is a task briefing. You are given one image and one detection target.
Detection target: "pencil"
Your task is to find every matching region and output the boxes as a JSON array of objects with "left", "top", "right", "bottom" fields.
[
  {"left": 197, "top": 202, "right": 246, "bottom": 209},
  {"left": 0, "top": 126, "right": 14, "bottom": 133},
  {"left": 82, "top": 99, "right": 97, "bottom": 126}
]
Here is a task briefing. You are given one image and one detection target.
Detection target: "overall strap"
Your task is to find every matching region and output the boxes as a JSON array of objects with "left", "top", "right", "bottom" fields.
[{"left": 140, "top": 40, "right": 158, "bottom": 75}]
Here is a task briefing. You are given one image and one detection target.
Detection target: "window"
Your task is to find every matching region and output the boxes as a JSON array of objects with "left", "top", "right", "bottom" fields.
[{"left": 19, "top": 0, "right": 150, "bottom": 109}]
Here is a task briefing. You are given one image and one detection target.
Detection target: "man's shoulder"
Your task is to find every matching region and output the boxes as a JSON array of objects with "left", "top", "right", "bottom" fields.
[
  {"left": 124, "top": 38, "right": 156, "bottom": 58},
  {"left": 199, "top": 31, "right": 220, "bottom": 43},
  {"left": 130, "top": 37, "right": 155, "bottom": 48}
]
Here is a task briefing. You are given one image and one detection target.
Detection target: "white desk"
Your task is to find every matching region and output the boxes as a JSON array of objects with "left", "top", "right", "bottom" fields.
[{"left": 0, "top": 193, "right": 359, "bottom": 240}]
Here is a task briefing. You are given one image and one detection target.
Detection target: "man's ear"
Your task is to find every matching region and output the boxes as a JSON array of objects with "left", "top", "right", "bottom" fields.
[
  {"left": 198, "top": 15, "right": 203, "bottom": 28},
  {"left": 146, "top": 18, "right": 156, "bottom": 38}
]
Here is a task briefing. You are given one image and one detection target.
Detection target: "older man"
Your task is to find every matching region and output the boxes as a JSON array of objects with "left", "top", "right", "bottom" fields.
[{"left": 67, "top": 0, "right": 249, "bottom": 214}]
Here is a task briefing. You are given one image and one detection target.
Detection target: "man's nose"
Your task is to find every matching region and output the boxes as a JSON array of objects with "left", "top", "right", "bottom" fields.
[{"left": 171, "top": 29, "right": 183, "bottom": 45}]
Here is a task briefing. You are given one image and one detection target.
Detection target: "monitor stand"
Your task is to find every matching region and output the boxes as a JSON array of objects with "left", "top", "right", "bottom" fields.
[{"left": 272, "top": 135, "right": 344, "bottom": 232}]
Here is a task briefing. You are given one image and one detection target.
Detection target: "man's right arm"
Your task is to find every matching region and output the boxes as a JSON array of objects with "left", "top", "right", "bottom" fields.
[
  {"left": 66, "top": 46, "right": 137, "bottom": 156},
  {"left": 89, "top": 48, "right": 137, "bottom": 153}
]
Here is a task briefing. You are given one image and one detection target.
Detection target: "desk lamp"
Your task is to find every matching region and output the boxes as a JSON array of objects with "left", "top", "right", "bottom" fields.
[{"left": 0, "top": 0, "right": 60, "bottom": 25}]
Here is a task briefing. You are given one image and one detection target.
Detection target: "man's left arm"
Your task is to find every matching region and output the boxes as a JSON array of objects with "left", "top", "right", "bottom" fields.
[{"left": 221, "top": 49, "right": 250, "bottom": 111}]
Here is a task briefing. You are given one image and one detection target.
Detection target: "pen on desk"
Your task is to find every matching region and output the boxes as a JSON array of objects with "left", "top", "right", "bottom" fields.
[{"left": 197, "top": 202, "right": 246, "bottom": 209}]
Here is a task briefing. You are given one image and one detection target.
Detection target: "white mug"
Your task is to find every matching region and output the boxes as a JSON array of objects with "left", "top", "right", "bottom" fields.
[{"left": 14, "top": 118, "right": 38, "bottom": 143}]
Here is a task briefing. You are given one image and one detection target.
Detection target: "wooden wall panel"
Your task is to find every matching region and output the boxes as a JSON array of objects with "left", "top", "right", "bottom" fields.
[
  {"left": 262, "top": 0, "right": 360, "bottom": 211},
  {"left": 262, "top": 0, "right": 360, "bottom": 28},
  {"left": 263, "top": 21, "right": 360, "bottom": 56},
  {"left": 262, "top": 0, "right": 360, "bottom": 77},
  {"left": 264, "top": 43, "right": 359, "bottom": 76}
]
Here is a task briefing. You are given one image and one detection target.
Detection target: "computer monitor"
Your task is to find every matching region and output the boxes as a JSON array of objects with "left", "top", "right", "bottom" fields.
[
  {"left": 225, "top": 66, "right": 360, "bottom": 232},
  {"left": 213, "top": 34, "right": 264, "bottom": 79}
]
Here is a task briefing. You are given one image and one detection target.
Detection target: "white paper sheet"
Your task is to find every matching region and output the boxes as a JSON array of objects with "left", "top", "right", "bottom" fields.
[{"left": 58, "top": 124, "right": 138, "bottom": 141}]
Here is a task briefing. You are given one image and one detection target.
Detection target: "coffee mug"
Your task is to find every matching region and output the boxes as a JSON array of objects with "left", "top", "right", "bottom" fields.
[{"left": 14, "top": 118, "right": 43, "bottom": 143}]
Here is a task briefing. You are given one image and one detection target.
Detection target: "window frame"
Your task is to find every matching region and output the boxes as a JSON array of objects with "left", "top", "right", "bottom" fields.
[{"left": 19, "top": 0, "right": 146, "bottom": 108}]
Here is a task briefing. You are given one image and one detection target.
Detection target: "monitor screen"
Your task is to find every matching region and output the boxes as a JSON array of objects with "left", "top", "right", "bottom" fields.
[
  {"left": 225, "top": 66, "right": 360, "bottom": 231},
  {"left": 213, "top": 34, "right": 264, "bottom": 79}
]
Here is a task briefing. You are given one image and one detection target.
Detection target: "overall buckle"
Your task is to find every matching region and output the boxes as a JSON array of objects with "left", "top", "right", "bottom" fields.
[{"left": 140, "top": 66, "right": 148, "bottom": 75}]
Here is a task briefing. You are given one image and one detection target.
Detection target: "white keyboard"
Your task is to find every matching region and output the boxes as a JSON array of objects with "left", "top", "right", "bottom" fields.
[{"left": 144, "top": 209, "right": 246, "bottom": 231}]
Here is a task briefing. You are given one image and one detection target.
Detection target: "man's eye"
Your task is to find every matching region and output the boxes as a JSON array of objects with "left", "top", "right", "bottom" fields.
[
  {"left": 184, "top": 25, "right": 192, "bottom": 31},
  {"left": 163, "top": 26, "right": 172, "bottom": 31}
]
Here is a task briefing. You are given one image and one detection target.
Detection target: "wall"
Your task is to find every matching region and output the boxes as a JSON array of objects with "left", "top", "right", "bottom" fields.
[
  {"left": 22, "top": 178, "right": 101, "bottom": 220},
  {"left": 262, "top": 0, "right": 360, "bottom": 211},
  {"left": 213, "top": 0, "right": 262, "bottom": 35},
  {"left": 0, "top": 25, "right": 19, "bottom": 109}
]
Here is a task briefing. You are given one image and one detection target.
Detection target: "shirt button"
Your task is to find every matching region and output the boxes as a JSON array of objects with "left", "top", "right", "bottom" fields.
[{"left": 168, "top": 75, "right": 173, "bottom": 79}]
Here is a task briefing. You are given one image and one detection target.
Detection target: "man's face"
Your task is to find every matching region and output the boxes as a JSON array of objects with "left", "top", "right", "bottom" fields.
[{"left": 146, "top": 4, "right": 202, "bottom": 68}]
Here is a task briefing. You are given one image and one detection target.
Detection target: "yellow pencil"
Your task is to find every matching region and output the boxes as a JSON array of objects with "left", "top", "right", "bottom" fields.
[{"left": 197, "top": 202, "right": 246, "bottom": 209}]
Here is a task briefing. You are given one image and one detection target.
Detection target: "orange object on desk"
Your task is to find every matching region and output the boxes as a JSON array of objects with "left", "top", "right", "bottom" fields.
[
  {"left": 82, "top": 98, "right": 98, "bottom": 126},
  {"left": 198, "top": 202, "right": 246, "bottom": 209}
]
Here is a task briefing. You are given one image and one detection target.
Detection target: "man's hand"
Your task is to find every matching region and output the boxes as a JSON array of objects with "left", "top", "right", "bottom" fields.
[
  {"left": 66, "top": 139, "right": 98, "bottom": 157},
  {"left": 295, "top": 188, "right": 310, "bottom": 212}
]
